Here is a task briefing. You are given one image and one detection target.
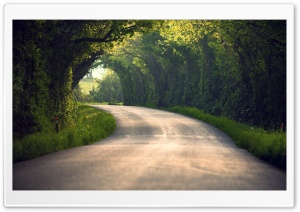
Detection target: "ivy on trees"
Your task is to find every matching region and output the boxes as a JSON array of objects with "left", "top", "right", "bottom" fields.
[
  {"left": 101, "top": 20, "right": 286, "bottom": 130},
  {"left": 13, "top": 20, "right": 286, "bottom": 139},
  {"left": 13, "top": 20, "right": 153, "bottom": 138}
]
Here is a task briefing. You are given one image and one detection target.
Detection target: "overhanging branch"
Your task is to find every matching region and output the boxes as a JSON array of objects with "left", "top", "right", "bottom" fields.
[
  {"left": 71, "top": 28, "right": 115, "bottom": 44},
  {"left": 72, "top": 49, "right": 104, "bottom": 89}
]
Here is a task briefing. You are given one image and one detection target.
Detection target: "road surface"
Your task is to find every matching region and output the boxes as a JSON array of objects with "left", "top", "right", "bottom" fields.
[{"left": 13, "top": 105, "right": 286, "bottom": 190}]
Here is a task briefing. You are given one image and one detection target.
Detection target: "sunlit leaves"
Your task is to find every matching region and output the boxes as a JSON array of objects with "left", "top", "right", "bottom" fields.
[{"left": 103, "top": 20, "right": 286, "bottom": 130}]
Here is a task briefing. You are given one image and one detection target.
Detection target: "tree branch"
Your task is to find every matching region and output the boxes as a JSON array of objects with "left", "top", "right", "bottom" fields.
[
  {"left": 247, "top": 22, "right": 286, "bottom": 46},
  {"left": 72, "top": 49, "right": 104, "bottom": 89},
  {"left": 71, "top": 24, "right": 142, "bottom": 44},
  {"left": 122, "top": 49, "right": 145, "bottom": 61},
  {"left": 71, "top": 28, "right": 115, "bottom": 44}
]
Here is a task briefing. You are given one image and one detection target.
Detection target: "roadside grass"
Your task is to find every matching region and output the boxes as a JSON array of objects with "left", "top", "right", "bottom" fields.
[
  {"left": 167, "top": 106, "right": 286, "bottom": 169},
  {"left": 13, "top": 105, "right": 116, "bottom": 163},
  {"left": 81, "top": 102, "right": 123, "bottom": 105}
]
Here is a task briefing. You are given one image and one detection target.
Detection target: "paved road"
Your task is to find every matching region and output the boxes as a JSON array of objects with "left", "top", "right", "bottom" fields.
[{"left": 13, "top": 105, "right": 286, "bottom": 190}]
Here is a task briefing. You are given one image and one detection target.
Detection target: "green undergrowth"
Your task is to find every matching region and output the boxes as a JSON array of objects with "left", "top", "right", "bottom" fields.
[
  {"left": 13, "top": 105, "right": 116, "bottom": 163},
  {"left": 167, "top": 106, "right": 286, "bottom": 170}
]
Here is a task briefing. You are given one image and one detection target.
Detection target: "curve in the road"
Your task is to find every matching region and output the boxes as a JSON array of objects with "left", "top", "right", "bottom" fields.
[{"left": 13, "top": 105, "right": 286, "bottom": 190}]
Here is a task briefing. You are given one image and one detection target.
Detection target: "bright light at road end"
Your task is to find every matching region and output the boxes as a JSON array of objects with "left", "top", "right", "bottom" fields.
[
  {"left": 84, "top": 66, "right": 108, "bottom": 79},
  {"left": 84, "top": 59, "right": 108, "bottom": 79}
]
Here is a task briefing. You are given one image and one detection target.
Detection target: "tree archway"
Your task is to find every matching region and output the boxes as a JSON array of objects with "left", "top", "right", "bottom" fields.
[{"left": 13, "top": 20, "right": 286, "bottom": 139}]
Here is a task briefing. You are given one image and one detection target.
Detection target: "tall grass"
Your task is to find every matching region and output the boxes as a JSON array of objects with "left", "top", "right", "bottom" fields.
[
  {"left": 168, "top": 106, "right": 286, "bottom": 169},
  {"left": 13, "top": 105, "right": 116, "bottom": 163}
]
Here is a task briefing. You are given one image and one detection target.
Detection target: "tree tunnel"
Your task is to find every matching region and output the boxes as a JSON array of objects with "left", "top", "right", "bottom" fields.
[
  {"left": 80, "top": 64, "right": 124, "bottom": 104},
  {"left": 13, "top": 20, "right": 286, "bottom": 139}
]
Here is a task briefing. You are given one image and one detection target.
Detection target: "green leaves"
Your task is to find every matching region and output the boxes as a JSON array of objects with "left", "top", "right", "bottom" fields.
[
  {"left": 13, "top": 19, "right": 286, "bottom": 140},
  {"left": 90, "top": 70, "right": 124, "bottom": 103},
  {"left": 102, "top": 20, "right": 286, "bottom": 130},
  {"left": 13, "top": 20, "right": 155, "bottom": 138}
]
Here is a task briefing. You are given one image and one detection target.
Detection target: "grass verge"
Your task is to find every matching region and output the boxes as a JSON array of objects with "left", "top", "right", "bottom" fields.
[
  {"left": 167, "top": 106, "right": 286, "bottom": 170},
  {"left": 13, "top": 105, "right": 116, "bottom": 163}
]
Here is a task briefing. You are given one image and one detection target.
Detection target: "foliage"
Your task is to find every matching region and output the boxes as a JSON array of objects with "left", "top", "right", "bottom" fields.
[
  {"left": 89, "top": 70, "right": 124, "bottom": 103},
  {"left": 13, "top": 21, "right": 51, "bottom": 137},
  {"left": 78, "top": 78, "right": 99, "bottom": 95},
  {"left": 13, "top": 20, "right": 153, "bottom": 139},
  {"left": 167, "top": 106, "right": 286, "bottom": 169},
  {"left": 13, "top": 105, "right": 116, "bottom": 162},
  {"left": 73, "top": 83, "right": 93, "bottom": 103},
  {"left": 13, "top": 20, "right": 286, "bottom": 166},
  {"left": 102, "top": 20, "right": 286, "bottom": 131}
]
